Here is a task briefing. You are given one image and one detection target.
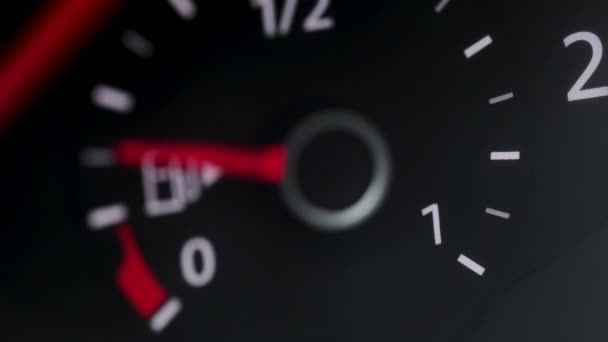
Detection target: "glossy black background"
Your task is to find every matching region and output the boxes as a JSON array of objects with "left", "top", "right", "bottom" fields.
[{"left": 0, "top": 1, "right": 606, "bottom": 341}]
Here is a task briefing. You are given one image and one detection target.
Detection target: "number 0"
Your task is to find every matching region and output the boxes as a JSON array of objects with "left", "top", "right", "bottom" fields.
[{"left": 180, "top": 236, "right": 217, "bottom": 288}]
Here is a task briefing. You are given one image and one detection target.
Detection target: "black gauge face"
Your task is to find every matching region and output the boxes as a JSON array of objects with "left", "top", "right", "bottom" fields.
[{"left": 2, "top": 1, "right": 608, "bottom": 341}]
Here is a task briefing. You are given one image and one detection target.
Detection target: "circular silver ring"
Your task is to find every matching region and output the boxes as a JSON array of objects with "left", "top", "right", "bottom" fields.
[{"left": 280, "top": 110, "right": 392, "bottom": 233}]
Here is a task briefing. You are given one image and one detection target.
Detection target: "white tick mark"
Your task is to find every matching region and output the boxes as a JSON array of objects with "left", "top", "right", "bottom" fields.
[
  {"left": 91, "top": 84, "right": 135, "bottom": 114},
  {"left": 80, "top": 148, "right": 115, "bottom": 167},
  {"left": 489, "top": 92, "right": 514, "bottom": 105},
  {"left": 434, "top": 0, "right": 451, "bottom": 13},
  {"left": 490, "top": 151, "right": 520, "bottom": 161},
  {"left": 485, "top": 208, "right": 511, "bottom": 220},
  {"left": 87, "top": 204, "right": 128, "bottom": 230},
  {"left": 464, "top": 35, "right": 493, "bottom": 59},
  {"left": 150, "top": 297, "right": 183, "bottom": 333},
  {"left": 122, "top": 30, "right": 155, "bottom": 59},
  {"left": 167, "top": 0, "right": 198, "bottom": 20},
  {"left": 458, "top": 254, "right": 485, "bottom": 276}
]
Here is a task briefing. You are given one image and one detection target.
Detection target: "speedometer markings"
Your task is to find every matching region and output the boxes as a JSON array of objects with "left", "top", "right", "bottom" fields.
[
  {"left": 485, "top": 208, "right": 511, "bottom": 220},
  {"left": 434, "top": 0, "right": 452, "bottom": 13},
  {"left": 490, "top": 151, "right": 520, "bottom": 161},
  {"left": 489, "top": 92, "right": 514, "bottom": 105},
  {"left": 167, "top": 0, "right": 198, "bottom": 20},
  {"left": 150, "top": 297, "right": 183, "bottom": 333},
  {"left": 464, "top": 35, "right": 493, "bottom": 59},
  {"left": 457, "top": 254, "right": 486, "bottom": 276},
  {"left": 77, "top": 6, "right": 523, "bottom": 334},
  {"left": 91, "top": 84, "right": 135, "bottom": 114},
  {"left": 87, "top": 204, "right": 128, "bottom": 230},
  {"left": 122, "top": 30, "right": 155, "bottom": 59}
]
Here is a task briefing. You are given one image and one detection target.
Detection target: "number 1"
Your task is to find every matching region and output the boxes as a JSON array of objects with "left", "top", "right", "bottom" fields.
[{"left": 421, "top": 203, "right": 442, "bottom": 246}]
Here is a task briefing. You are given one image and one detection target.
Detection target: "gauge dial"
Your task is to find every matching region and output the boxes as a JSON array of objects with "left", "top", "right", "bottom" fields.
[
  {"left": 76, "top": 1, "right": 531, "bottom": 339},
  {"left": 1, "top": 1, "right": 608, "bottom": 341}
]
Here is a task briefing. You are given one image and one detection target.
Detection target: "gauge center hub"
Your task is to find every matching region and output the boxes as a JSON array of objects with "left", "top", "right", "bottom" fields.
[
  {"left": 280, "top": 110, "right": 392, "bottom": 233},
  {"left": 299, "top": 129, "right": 372, "bottom": 210}
]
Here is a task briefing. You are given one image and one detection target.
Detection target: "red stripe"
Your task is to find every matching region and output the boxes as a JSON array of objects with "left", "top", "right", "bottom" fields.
[
  {"left": 114, "top": 223, "right": 169, "bottom": 318},
  {"left": 0, "top": 0, "right": 123, "bottom": 135}
]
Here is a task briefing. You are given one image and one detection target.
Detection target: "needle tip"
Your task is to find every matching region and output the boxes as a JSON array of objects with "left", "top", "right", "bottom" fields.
[{"left": 262, "top": 145, "right": 288, "bottom": 184}]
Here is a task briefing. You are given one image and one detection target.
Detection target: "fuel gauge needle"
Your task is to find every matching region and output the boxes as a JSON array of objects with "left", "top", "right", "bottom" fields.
[
  {"left": 0, "top": 0, "right": 124, "bottom": 135},
  {"left": 114, "top": 138, "right": 287, "bottom": 185}
]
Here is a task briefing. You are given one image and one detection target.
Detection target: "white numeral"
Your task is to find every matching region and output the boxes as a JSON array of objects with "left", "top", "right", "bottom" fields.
[
  {"left": 278, "top": 0, "right": 299, "bottom": 35},
  {"left": 251, "top": 0, "right": 279, "bottom": 37},
  {"left": 421, "top": 203, "right": 442, "bottom": 246},
  {"left": 180, "top": 237, "right": 217, "bottom": 288},
  {"left": 251, "top": 0, "right": 334, "bottom": 38},
  {"left": 303, "top": 0, "right": 334, "bottom": 33},
  {"left": 564, "top": 31, "right": 608, "bottom": 102}
]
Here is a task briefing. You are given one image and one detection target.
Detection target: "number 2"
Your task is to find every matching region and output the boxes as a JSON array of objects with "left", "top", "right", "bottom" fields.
[
  {"left": 564, "top": 31, "right": 608, "bottom": 102},
  {"left": 303, "top": 0, "right": 334, "bottom": 33}
]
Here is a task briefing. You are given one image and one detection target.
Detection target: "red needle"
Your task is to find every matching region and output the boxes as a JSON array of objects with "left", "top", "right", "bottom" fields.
[
  {"left": 0, "top": 0, "right": 124, "bottom": 135},
  {"left": 115, "top": 139, "right": 288, "bottom": 185}
]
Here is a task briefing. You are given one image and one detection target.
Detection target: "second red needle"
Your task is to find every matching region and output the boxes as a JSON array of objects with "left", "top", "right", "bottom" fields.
[{"left": 0, "top": 0, "right": 124, "bottom": 136}]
